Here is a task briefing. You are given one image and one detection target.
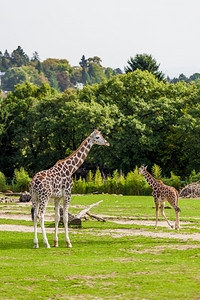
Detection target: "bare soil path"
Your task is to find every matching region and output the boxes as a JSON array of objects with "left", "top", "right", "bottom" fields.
[{"left": 1, "top": 201, "right": 200, "bottom": 243}]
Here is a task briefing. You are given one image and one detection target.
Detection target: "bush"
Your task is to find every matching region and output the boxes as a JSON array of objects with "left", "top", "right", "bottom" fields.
[
  {"left": 72, "top": 167, "right": 184, "bottom": 195},
  {"left": 0, "top": 171, "right": 7, "bottom": 192},
  {"left": 106, "top": 170, "right": 125, "bottom": 194},
  {"left": 125, "top": 167, "right": 151, "bottom": 195},
  {"left": 151, "top": 164, "right": 162, "bottom": 180},
  {"left": 162, "top": 171, "right": 182, "bottom": 190},
  {"left": 12, "top": 167, "right": 31, "bottom": 192},
  {"left": 188, "top": 170, "right": 200, "bottom": 183},
  {"left": 72, "top": 177, "right": 86, "bottom": 194}
]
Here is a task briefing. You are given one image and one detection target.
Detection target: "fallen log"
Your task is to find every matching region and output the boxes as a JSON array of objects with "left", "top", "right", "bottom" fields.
[{"left": 60, "top": 200, "right": 105, "bottom": 226}]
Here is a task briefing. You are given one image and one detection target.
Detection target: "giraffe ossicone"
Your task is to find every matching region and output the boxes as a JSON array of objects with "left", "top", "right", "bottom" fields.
[
  {"left": 138, "top": 165, "right": 180, "bottom": 230},
  {"left": 30, "top": 129, "right": 109, "bottom": 249}
]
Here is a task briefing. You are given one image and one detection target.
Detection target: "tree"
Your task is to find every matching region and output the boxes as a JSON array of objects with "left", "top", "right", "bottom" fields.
[
  {"left": 1, "top": 50, "right": 11, "bottom": 71},
  {"left": 42, "top": 58, "right": 73, "bottom": 91},
  {"left": 105, "top": 67, "right": 116, "bottom": 79},
  {"left": 0, "top": 82, "right": 57, "bottom": 176},
  {"left": 124, "top": 54, "right": 165, "bottom": 81},
  {"left": 79, "top": 55, "right": 89, "bottom": 84},
  {"left": 70, "top": 66, "right": 82, "bottom": 85},
  {"left": 189, "top": 73, "right": 200, "bottom": 82},
  {"left": 11, "top": 46, "right": 29, "bottom": 67},
  {"left": 22, "top": 65, "right": 49, "bottom": 86},
  {"left": 88, "top": 62, "right": 106, "bottom": 84},
  {"left": 35, "top": 60, "right": 42, "bottom": 73},
  {"left": 56, "top": 71, "right": 73, "bottom": 91},
  {"left": 114, "top": 68, "right": 123, "bottom": 74},
  {"left": 87, "top": 56, "right": 102, "bottom": 67},
  {"left": 79, "top": 55, "right": 87, "bottom": 69},
  {"left": 79, "top": 55, "right": 108, "bottom": 85},
  {"left": 1, "top": 65, "right": 49, "bottom": 91},
  {"left": 31, "top": 51, "right": 40, "bottom": 62},
  {"left": 79, "top": 69, "right": 198, "bottom": 175},
  {"left": 2, "top": 67, "right": 28, "bottom": 91}
]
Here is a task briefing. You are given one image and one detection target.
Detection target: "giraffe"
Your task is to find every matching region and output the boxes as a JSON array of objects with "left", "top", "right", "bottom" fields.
[
  {"left": 30, "top": 128, "right": 109, "bottom": 248},
  {"left": 138, "top": 165, "right": 181, "bottom": 230}
]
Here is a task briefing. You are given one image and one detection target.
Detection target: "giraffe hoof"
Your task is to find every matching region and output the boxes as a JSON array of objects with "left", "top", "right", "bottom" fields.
[
  {"left": 66, "top": 243, "right": 72, "bottom": 248},
  {"left": 45, "top": 244, "right": 51, "bottom": 248},
  {"left": 33, "top": 244, "right": 39, "bottom": 249},
  {"left": 53, "top": 241, "right": 58, "bottom": 247}
]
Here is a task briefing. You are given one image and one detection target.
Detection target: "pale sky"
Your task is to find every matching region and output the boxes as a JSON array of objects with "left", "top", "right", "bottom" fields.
[{"left": 1, "top": 0, "right": 200, "bottom": 78}]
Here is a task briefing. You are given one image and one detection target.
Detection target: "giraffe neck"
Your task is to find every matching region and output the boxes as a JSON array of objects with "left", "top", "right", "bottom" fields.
[
  {"left": 55, "top": 135, "right": 93, "bottom": 175},
  {"left": 142, "top": 169, "right": 157, "bottom": 188}
]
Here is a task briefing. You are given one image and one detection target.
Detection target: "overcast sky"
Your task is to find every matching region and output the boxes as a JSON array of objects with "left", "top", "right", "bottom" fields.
[{"left": 1, "top": 0, "right": 200, "bottom": 78}]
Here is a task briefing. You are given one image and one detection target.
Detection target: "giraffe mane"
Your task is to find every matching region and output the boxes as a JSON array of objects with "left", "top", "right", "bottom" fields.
[
  {"left": 54, "top": 135, "right": 90, "bottom": 166},
  {"left": 145, "top": 169, "right": 163, "bottom": 183}
]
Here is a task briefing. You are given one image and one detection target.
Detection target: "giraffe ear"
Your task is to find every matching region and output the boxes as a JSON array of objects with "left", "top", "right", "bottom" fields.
[{"left": 145, "top": 165, "right": 148, "bottom": 169}]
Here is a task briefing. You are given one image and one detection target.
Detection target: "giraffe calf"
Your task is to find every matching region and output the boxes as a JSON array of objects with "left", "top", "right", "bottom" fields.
[{"left": 138, "top": 165, "right": 181, "bottom": 230}]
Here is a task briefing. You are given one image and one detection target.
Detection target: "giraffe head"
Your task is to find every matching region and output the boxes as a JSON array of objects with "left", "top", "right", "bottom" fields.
[
  {"left": 90, "top": 128, "right": 110, "bottom": 146},
  {"left": 138, "top": 165, "right": 147, "bottom": 175}
]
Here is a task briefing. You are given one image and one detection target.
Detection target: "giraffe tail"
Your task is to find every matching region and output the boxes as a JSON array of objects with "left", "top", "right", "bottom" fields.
[
  {"left": 31, "top": 207, "right": 35, "bottom": 221},
  {"left": 175, "top": 190, "right": 181, "bottom": 213}
]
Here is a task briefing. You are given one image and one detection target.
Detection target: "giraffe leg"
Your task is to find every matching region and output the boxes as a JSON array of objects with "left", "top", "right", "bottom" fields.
[
  {"left": 54, "top": 198, "right": 61, "bottom": 247},
  {"left": 160, "top": 202, "right": 173, "bottom": 229},
  {"left": 154, "top": 201, "right": 159, "bottom": 229},
  {"left": 31, "top": 192, "right": 39, "bottom": 248},
  {"left": 33, "top": 204, "right": 39, "bottom": 248},
  {"left": 39, "top": 212, "right": 50, "bottom": 248},
  {"left": 63, "top": 195, "right": 72, "bottom": 248},
  {"left": 174, "top": 207, "right": 180, "bottom": 230}
]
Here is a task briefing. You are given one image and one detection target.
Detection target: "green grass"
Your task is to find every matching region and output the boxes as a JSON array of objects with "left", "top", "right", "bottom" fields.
[{"left": 0, "top": 194, "right": 200, "bottom": 299}]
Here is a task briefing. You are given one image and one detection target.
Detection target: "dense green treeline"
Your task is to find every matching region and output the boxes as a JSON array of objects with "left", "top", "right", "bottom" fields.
[
  {"left": 1, "top": 46, "right": 200, "bottom": 93},
  {"left": 0, "top": 69, "right": 200, "bottom": 180},
  {"left": 0, "top": 46, "right": 121, "bottom": 92}
]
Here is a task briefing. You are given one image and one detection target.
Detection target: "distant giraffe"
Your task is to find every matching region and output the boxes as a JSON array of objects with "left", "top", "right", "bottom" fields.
[
  {"left": 138, "top": 165, "right": 180, "bottom": 230},
  {"left": 30, "top": 129, "right": 109, "bottom": 248}
]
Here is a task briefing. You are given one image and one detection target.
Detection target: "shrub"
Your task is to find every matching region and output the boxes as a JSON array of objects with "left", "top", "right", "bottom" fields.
[
  {"left": 12, "top": 167, "right": 31, "bottom": 192},
  {"left": 72, "top": 177, "right": 86, "bottom": 194},
  {"left": 94, "top": 167, "right": 103, "bottom": 186},
  {"left": 0, "top": 171, "right": 7, "bottom": 192},
  {"left": 188, "top": 170, "right": 200, "bottom": 183},
  {"left": 106, "top": 170, "right": 126, "bottom": 194},
  {"left": 162, "top": 171, "right": 182, "bottom": 190},
  {"left": 152, "top": 164, "right": 162, "bottom": 180},
  {"left": 125, "top": 167, "right": 151, "bottom": 195},
  {"left": 94, "top": 167, "right": 104, "bottom": 193},
  {"left": 86, "top": 170, "right": 94, "bottom": 183},
  {"left": 71, "top": 167, "right": 184, "bottom": 195}
]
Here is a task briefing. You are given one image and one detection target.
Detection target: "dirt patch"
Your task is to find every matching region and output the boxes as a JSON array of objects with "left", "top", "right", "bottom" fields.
[
  {"left": 0, "top": 212, "right": 53, "bottom": 221},
  {"left": 1, "top": 224, "right": 200, "bottom": 243},
  {"left": 1, "top": 202, "right": 200, "bottom": 242},
  {"left": 126, "top": 244, "right": 200, "bottom": 254},
  {"left": 84, "top": 228, "right": 200, "bottom": 242},
  {"left": 111, "top": 219, "right": 191, "bottom": 227}
]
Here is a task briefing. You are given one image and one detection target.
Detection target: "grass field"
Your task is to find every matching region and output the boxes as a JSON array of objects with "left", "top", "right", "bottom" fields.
[{"left": 0, "top": 194, "right": 200, "bottom": 299}]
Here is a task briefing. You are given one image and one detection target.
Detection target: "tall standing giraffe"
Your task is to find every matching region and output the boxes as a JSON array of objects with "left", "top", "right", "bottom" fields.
[
  {"left": 138, "top": 165, "right": 181, "bottom": 230},
  {"left": 30, "top": 128, "right": 109, "bottom": 248}
]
